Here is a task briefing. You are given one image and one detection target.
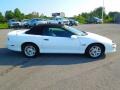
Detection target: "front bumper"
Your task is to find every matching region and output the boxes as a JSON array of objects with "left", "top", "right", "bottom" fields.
[{"left": 105, "top": 43, "right": 117, "bottom": 53}]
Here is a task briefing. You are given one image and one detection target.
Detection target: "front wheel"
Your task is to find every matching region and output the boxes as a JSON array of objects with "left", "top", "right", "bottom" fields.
[
  {"left": 22, "top": 44, "right": 39, "bottom": 58},
  {"left": 85, "top": 44, "right": 105, "bottom": 58}
]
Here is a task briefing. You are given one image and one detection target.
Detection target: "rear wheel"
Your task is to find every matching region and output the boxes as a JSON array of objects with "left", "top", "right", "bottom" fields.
[
  {"left": 22, "top": 44, "right": 39, "bottom": 58},
  {"left": 86, "top": 44, "right": 105, "bottom": 58}
]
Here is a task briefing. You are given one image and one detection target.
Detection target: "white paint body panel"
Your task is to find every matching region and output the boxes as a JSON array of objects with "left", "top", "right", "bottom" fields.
[{"left": 7, "top": 29, "right": 116, "bottom": 54}]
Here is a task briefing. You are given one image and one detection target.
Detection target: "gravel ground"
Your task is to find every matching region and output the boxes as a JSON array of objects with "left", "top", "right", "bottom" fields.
[{"left": 0, "top": 24, "right": 120, "bottom": 90}]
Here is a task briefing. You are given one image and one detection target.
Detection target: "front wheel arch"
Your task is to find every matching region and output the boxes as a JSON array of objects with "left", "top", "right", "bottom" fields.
[{"left": 85, "top": 43, "right": 105, "bottom": 58}]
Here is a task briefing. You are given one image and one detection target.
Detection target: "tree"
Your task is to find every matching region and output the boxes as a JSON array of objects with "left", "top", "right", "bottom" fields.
[
  {"left": 74, "top": 15, "right": 86, "bottom": 24},
  {"left": 40, "top": 13, "right": 48, "bottom": 19},
  {"left": 104, "top": 15, "right": 113, "bottom": 23},
  {"left": 21, "top": 13, "right": 25, "bottom": 20},
  {"left": 25, "top": 12, "right": 39, "bottom": 19},
  {"left": 5, "top": 10, "right": 14, "bottom": 20},
  {"left": 0, "top": 12, "right": 6, "bottom": 23},
  {"left": 14, "top": 8, "right": 22, "bottom": 20},
  {"left": 108, "top": 12, "right": 120, "bottom": 23},
  {"left": 90, "top": 7, "right": 106, "bottom": 19},
  {"left": 108, "top": 12, "right": 120, "bottom": 18},
  {"left": 81, "top": 13, "right": 90, "bottom": 19},
  {"left": 74, "top": 7, "right": 107, "bottom": 24}
]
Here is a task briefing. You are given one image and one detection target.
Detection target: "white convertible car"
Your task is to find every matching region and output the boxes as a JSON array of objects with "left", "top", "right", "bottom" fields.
[{"left": 7, "top": 24, "right": 116, "bottom": 58}]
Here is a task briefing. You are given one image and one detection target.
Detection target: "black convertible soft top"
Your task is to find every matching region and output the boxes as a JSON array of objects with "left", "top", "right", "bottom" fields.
[
  {"left": 34, "top": 24, "right": 64, "bottom": 28},
  {"left": 25, "top": 24, "right": 65, "bottom": 35}
]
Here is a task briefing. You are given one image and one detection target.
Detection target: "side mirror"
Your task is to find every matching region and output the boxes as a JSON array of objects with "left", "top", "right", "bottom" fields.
[{"left": 71, "top": 35, "right": 78, "bottom": 39}]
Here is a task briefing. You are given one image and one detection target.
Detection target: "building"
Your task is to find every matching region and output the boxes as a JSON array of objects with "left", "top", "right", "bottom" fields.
[{"left": 52, "top": 12, "right": 65, "bottom": 17}]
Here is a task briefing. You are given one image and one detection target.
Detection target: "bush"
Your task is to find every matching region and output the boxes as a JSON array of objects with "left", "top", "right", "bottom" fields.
[
  {"left": 74, "top": 15, "right": 86, "bottom": 24},
  {"left": 0, "top": 23, "right": 8, "bottom": 29}
]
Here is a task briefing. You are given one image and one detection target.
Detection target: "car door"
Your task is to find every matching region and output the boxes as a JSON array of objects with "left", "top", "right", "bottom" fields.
[{"left": 40, "top": 27, "right": 80, "bottom": 53}]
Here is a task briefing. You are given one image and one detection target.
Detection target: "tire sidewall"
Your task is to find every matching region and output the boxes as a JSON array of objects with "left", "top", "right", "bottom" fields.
[
  {"left": 86, "top": 44, "right": 104, "bottom": 59},
  {"left": 22, "top": 44, "right": 39, "bottom": 58}
]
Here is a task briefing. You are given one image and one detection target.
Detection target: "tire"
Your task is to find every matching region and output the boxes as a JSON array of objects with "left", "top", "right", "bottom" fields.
[
  {"left": 85, "top": 44, "right": 105, "bottom": 59},
  {"left": 22, "top": 44, "right": 39, "bottom": 58},
  {"left": 34, "top": 24, "right": 36, "bottom": 27},
  {"left": 58, "top": 22, "right": 61, "bottom": 24}
]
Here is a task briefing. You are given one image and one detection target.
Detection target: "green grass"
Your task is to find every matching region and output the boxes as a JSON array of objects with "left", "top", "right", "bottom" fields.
[{"left": 0, "top": 23, "right": 8, "bottom": 29}]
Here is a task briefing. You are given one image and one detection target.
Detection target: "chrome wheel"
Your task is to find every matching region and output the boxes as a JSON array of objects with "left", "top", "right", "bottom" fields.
[
  {"left": 24, "top": 45, "right": 36, "bottom": 57},
  {"left": 89, "top": 46, "right": 102, "bottom": 58}
]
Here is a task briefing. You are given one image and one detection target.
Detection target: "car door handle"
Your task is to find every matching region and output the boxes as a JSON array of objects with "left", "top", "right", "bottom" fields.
[{"left": 43, "top": 39, "right": 49, "bottom": 41}]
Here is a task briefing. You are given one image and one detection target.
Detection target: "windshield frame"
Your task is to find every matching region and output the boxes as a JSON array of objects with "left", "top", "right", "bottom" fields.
[{"left": 64, "top": 26, "right": 87, "bottom": 36}]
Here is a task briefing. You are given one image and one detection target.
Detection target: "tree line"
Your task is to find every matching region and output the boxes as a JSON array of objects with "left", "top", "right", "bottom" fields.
[
  {"left": 0, "top": 8, "right": 48, "bottom": 23},
  {"left": 74, "top": 7, "right": 120, "bottom": 23},
  {"left": 0, "top": 7, "right": 120, "bottom": 23}
]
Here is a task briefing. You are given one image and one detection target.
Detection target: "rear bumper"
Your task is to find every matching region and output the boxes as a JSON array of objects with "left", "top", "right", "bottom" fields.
[{"left": 7, "top": 42, "right": 21, "bottom": 52}]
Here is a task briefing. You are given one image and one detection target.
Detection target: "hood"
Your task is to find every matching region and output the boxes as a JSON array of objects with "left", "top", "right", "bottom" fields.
[{"left": 86, "top": 32, "right": 112, "bottom": 43}]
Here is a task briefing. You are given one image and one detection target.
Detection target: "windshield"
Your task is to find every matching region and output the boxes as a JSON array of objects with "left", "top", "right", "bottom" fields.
[{"left": 64, "top": 26, "right": 87, "bottom": 36}]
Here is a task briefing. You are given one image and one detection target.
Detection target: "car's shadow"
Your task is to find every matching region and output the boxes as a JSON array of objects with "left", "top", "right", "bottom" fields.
[{"left": 0, "top": 48, "right": 106, "bottom": 68}]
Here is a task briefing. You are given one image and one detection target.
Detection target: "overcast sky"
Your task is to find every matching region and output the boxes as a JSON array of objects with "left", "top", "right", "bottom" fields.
[{"left": 0, "top": 0, "right": 120, "bottom": 17}]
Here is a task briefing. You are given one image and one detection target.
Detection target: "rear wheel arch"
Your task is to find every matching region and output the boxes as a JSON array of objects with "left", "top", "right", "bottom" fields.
[{"left": 21, "top": 42, "right": 40, "bottom": 52}]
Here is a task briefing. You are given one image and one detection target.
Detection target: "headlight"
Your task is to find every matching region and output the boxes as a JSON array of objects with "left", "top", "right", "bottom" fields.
[{"left": 112, "top": 43, "right": 116, "bottom": 48}]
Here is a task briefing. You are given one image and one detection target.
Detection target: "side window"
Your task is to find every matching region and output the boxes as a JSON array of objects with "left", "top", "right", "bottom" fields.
[
  {"left": 25, "top": 26, "right": 43, "bottom": 35},
  {"left": 48, "top": 28, "right": 73, "bottom": 37},
  {"left": 42, "top": 27, "right": 56, "bottom": 36}
]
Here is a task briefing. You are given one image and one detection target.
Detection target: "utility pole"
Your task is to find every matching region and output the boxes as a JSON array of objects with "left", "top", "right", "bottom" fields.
[{"left": 102, "top": 0, "right": 104, "bottom": 24}]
